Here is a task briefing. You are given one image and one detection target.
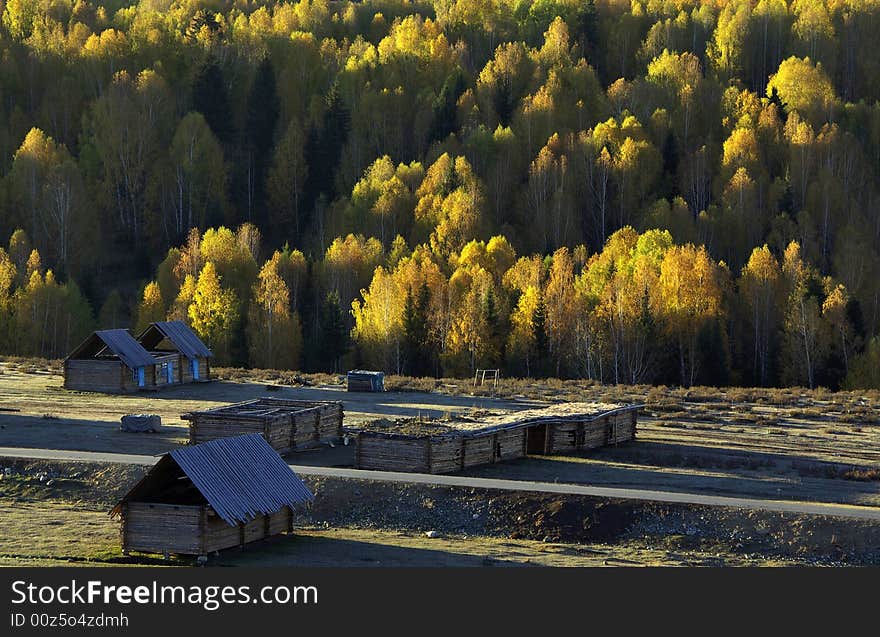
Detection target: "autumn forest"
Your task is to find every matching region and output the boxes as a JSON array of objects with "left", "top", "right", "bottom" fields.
[{"left": 1, "top": 0, "right": 880, "bottom": 389}]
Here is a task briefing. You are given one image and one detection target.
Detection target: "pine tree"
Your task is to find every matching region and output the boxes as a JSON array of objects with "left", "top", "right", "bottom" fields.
[
  {"left": 532, "top": 293, "right": 549, "bottom": 378},
  {"left": 302, "top": 85, "right": 350, "bottom": 221},
  {"left": 482, "top": 285, "right": 501, "bottom": 368},
  {"left": 244, "top": 56, "right": 279, "bottom": 225},
  {"left": 319, "top": 290, "right": 350, "bottom": 373},
  {"left": 403, "top": 282, "right": 430, "bottom": 376},
  {"left": 428, "top": 71, "right": 465, "bottom": 143},
  {"left": 192, "top": 59, "right": 233, "bottom": 145}
]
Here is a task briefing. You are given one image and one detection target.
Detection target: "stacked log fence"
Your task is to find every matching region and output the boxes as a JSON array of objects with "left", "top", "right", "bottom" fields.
[
  {"left": 183, "top": 398, "right": 344, "bottom": 453},
  {"left": 355, "top": 404, "right": 640, "bottom": 474}
]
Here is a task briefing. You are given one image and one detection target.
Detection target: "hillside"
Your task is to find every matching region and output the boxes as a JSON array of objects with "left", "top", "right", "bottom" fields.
[{"left": 1, "top": 1, "right": 879, "bottom": 389}]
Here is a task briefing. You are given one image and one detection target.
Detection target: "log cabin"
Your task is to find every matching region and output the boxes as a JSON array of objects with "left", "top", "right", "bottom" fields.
[
  {"left": 136, "top": 320, "right": 213, "bottom": 385},
  {"left": 111, "top": 434, "right": 314, "bottom": 556},
  {"left": 63, "top": 329, "right": 159, "bottom": 393}
]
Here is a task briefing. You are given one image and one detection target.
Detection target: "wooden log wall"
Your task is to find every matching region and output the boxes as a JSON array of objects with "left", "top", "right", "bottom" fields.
[
  {"left": 355, "top": 408, "right": 638, "bottom": 474},
  {"left": 186, "top": 400, "right": 344, "bottom": 452},
  {"left": 122, "top": 503, "right": 295, "bottom": 556},
  {"left": 64, "top": 359, "right": 138, "bottom": 393},
  {"left": 122, "top": 502, "right": 203, "bottom": 554},
  {"left": 546, "top": 411, "right": 637, "bottom": 454}
]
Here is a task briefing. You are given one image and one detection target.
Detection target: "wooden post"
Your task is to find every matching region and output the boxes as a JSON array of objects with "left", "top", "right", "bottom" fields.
[
  {"left": 459, "top": 438, "right": 466, "bottom": 470},
  {"left": 287, "top": 413, "right": 296, "bottom": 453},
  {"left": 355, "top": 433, "right": 362, "bottom": 468},
  {"left": 287, "top": 506, "right": 294, "bottom": 533},
  {"left": 425, "top": 437, "right": 433, "bottom": 473},
  {"left": 199, "top": 506, "right": 207, "bottom": 556},
  {"left": 544, "top": 424, "right": 552, "bottom": 454},
  {"left": 120, "top": 503, "right": 129, "bottom": 554}
]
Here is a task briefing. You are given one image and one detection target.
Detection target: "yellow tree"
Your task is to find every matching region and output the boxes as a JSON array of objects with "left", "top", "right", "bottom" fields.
[
  {"left": 188, "top": 262, "right": 240, "bottom": 362},
  {"left": 781, "top": 241, "right": 825, "bottom": 388},
  {"left": 544, "top": 247, "right": 578, "bottom": 376},
  {"left": 351, "top": 266, "right": 406, "bottom": 372},
  {"left": 822, "top": 283, "right": 853, "bottom": 377},
  {"left": 247, "top": 252, "right": 301, "bottom": 370},
  {"left": 135, "top": 281, "right": 165, "bottom": 333},
  {"left": 658, "top": 244, "right": 725, "bottom": 386},
  {"left": 739, "top": 245, "right": 782, "bottom": 386},
  {"left": 507, "top": 285, "right": 540, "bottom": 377}
]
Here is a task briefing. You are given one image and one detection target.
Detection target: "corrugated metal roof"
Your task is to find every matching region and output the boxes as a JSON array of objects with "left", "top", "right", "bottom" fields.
[
  {"left": 94, "top": 329, "right": 157, "bottom": 369},
  {"left": 150, "top": 320, "right": 213, "bottom": 358},
  {"left": 169, "top": 434, "right": 313, "bottom": 525}
]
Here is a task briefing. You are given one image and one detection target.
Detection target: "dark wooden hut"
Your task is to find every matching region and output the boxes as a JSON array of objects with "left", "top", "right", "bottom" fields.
[
  {"left": 64, "top": 329, "right": 159, "bottom": 393},
  {"left": 136, "top": 320, "right": 213, "bottom": 385},
  {"left": 111, "top": 434, "right": 314, "bottom": 556},
  {"left": 182, "top": 398, "right": 344, "bottom": 452},
  {"left": 353, "top": 403, "right": 641, "bottom": 474},
  {"left": 347, "top": 370, "right": 385, "bottom": 392}
]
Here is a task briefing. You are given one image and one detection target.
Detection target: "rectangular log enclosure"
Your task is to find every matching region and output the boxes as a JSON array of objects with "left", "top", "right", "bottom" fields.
[
  {"left": 111, "top": 434, "right": 314, "bottom": 556},
  {"left": 353, "top": 402, "right": 641, "bottom": 474},
  {"left": 182, "top": 397, "right": 344, "bottom": 453}
]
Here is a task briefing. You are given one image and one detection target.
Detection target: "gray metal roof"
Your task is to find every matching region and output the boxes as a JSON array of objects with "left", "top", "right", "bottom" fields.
[
  {"left": 94, "top": 329, "right": 157, "bottom": 369},
  {"left": 149, "top": 320, "right": 213, "bottom": 358},
  {"left": 169, "top": 434, "right": 313, "bottom": 525}
]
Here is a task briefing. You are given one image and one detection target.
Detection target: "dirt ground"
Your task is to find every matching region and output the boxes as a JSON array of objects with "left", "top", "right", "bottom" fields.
[
  {"left": 3, "top": 461, "right": 871, "bottom": 567},
  {"left": 0, "top": 501, "right": 803, "bottom": 567},
  {"left": 1, "top": 362, "right": 878, "bottom": 508}
]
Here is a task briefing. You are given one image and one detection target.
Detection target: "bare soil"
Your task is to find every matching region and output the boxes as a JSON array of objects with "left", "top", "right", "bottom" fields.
[
  {"left": 1, "top": 458, "right": 878, "bottom": 566},
  {"left": 1, "top": 362, "right": 878, "bottom": 508}
]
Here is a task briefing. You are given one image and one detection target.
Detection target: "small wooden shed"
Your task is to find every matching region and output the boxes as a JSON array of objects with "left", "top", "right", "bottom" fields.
[
  {"left": 136, "top": 320, "right": 213, "bottom": 384},
  {"left": 182, "top": 398, "right": 344, "bottom": 452},
  {"left": 347, "top": 370, "right": 385, "bottom": 392},
  {"left": 111, "top": 434, "right": 314, "bottom": 556},
  {"left": 64, "top": 329, "right": 158, "bottom": 393},
  {"left": 353, "top": 402, "right": 641, "bottom": 474}
]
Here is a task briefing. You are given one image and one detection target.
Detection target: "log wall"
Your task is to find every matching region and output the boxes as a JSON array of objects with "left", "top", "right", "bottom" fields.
[
  {"left": 121, "top": 502, "right": 203, "bottom": 554},
  {"left": 121, "top": 502, "right": 295, "bottom": 556},
  {"left": 355, "top": 408, "right": 638, "bottom": 474},
  {"left": 186, "top": 400, "right": 343, "bottom": 452},
  {"left": 64, "top": 359, "right": 129, "bottom": 393}
]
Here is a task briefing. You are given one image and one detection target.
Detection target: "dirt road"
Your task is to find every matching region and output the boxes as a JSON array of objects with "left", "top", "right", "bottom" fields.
[{"left": 3, "top": 445, "right": 879, "bottom": 521}]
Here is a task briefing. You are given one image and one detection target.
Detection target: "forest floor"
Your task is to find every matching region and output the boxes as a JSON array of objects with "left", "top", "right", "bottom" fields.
[{"left": 1, "top": 358, "right": 879, "bottom": 565}]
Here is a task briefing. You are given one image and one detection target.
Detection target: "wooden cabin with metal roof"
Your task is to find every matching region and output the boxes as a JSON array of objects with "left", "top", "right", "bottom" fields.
[
  {"left": 64, "top": 329, "right": 160, "bottom": 393},
  {"left": 136, "top": 320, "right": 213, "bottom": 385},
  {"left": 111, "top": 434, "right": 314, "bottom": 556}
]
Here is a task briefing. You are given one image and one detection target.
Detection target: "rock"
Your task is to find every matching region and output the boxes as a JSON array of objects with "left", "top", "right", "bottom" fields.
[
  {"left": 120, "top": 414, "right": 161, "bottom": 433},
  {"left": 425, "top": 530, "right": 440, "bottom": 538}
]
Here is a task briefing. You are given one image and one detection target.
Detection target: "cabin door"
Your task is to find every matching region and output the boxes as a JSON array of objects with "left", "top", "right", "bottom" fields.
[
  {"left": 167, "top": 361, "right": 175, "bottom": 383},
  {"left": 526, "top": 424, "right": 547, "bottom": 455},
  {"left": 136, "top": 367, "right": 145, "bottom": 388},
  {"left": 191, "top": 358, "right": 199, "bottom": 380}
]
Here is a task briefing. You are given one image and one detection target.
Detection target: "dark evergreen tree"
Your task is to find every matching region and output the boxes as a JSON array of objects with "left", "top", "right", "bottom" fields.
[
  {"left": 493, "top": 75, "right": 515, "bottom": 127},
  {"left": 403, "top": 282, "right": 431, "bottom": 376},
  {"left": 428, "top": 70, "right": 466, "bottom": 144},
  {"left": 696, "top": 318, "right": 730, "bottom": 387},
  {"left": 319, "top": 290, "right": 350, "bottom": 373},
  {"left": 303, "top": 85, "right": 350, "bottom": 221},
  {"left": 482, "top": 286, "right": 502, "bottom": 368},
  {"left": 532, "top": 293, "right": 549, "bottom": 378},
  {"left": 192, "top": 59, "right": 233, "bottom": 145},
  {"left": 243, "top": 56, "right": 279, "bottom": 225}
]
